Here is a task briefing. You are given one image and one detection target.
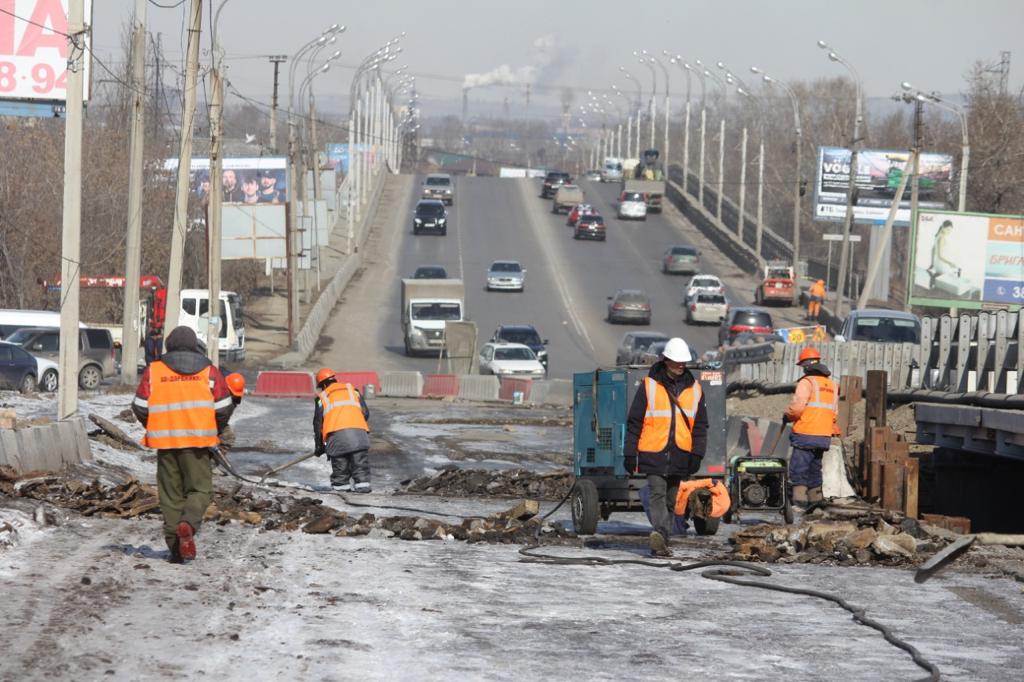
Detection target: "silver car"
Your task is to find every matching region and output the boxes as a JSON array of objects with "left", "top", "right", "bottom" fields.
[
  {"left": 663, "top": 245, "right": 700, "bottom": 275},
  {"left": 422, "top": 173, "right": 454, "bottom": 205},
  {"left": 686, "top": 292, "right": 729, "bottom": 325},
  {"left": 486, "top": 260, "right": 526, "bottom": 292}
]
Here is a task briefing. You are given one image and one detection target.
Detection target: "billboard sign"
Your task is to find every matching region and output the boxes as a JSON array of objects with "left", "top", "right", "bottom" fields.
[
  {"left": 910, "top": 209, "right": 1024, "bottom": 310},
  {"left": 814, "top": 147, "right": 953, "bottom": 225},
  {"left": 0, "top": 0, "right": 93, "bottom": 102},
  {"left": 325, "top": 143, "right": 375, "bottom": 173},
  {"left": 164, "top": 156, "right": 288, "bottom": 205}
]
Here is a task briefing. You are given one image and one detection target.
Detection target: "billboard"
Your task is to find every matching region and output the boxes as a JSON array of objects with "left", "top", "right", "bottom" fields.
[
  {"left": 0, "top": 0, "right": 93, "bottom": 102},
  {"left": 910, "top": 209, "right": 1024, "bottom": 309},
  {"left": 324, "top": 143, "right": 375, "bottom": 173},
  {"left": 164, "top": 156, "right": 289, "bottom": 204},
  {"left": 814, "top": 147, "right": 954, "bottom": 225}
]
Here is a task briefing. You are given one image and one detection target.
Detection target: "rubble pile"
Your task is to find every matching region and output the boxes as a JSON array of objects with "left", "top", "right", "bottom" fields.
[
  {"left": 400, "top": 466, "right": 572, "bottom": 499},
  {"left": 3, "top": 467, "right": 160, "bottom": 519},
  {"left": 731, "top": 499, "right": 939, "bottom": 566}
]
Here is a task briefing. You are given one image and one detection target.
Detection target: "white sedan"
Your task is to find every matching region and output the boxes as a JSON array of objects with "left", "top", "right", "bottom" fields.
[
  {"left": 478, "top": 342, "right": 546, "bottom": 379},
  {"left": 684, "top": 274, "right": 725, "bottom": 300},
  {"left": 486, "top": 260, "right": 526, "bottom": 292}
]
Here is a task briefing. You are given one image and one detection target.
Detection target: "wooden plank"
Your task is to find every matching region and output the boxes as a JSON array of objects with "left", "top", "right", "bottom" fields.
[
  {"left": 836, "top": 375, "right": 862, "bottom": 438},
  {"left": 865, "top": 370, "right": 888, "bottom": 441},
  {"left": 903, "top": 458, "right": 920, "bottom": 519},
  {"left": 880, "top": 461, "right": 904, "bottom": 512},
  {"left": 921, "top": 513, "right": 972, "bottom": 534},
  {"left": 869, "top": 457, "right": 883, "bottom": 499}
]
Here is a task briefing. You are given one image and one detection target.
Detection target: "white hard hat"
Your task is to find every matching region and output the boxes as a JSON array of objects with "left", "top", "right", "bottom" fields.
[{"left": 662, "top": 337, "right": 692, "bottom": 363}]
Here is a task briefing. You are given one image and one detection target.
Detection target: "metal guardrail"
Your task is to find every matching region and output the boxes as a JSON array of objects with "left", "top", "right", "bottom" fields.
[{"left": 915, "top": 402, "right": 1024, "bottom": 461}]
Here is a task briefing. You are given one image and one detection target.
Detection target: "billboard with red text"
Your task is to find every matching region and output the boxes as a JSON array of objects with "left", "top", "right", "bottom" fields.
[{"left": 0, "top": 0, "right": 93, "bottom": 102}]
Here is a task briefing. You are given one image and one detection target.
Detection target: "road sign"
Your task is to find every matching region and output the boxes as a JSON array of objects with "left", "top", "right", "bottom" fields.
[{"left": 823, "top": 234, "right": 862, "bottom": 242}]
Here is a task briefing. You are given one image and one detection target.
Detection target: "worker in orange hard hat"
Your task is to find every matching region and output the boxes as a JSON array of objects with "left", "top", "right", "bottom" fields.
[
  {"left": 313, "top": 368, "right": 372, "bottom": 493},
  {"left": 215, "top": 372, "right": 247, "bottom": 455},
  {"left": 807, "top": 279, "right": 826, "bottom": 321},
  {"left": 782, "top": 346, "right": 839, "bottom": 509}
]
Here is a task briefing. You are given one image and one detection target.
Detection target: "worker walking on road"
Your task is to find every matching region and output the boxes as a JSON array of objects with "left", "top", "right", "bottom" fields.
[
  {"left": 624, "top": 338, "right": 708, "bottom": 556},
  {"left": 783, "top": 347, "right": 839, "bottom": 509},
  {"left": 313, "top": 368, "right": 372, "bottom": 493},
  {"left": 807, "top": 279, "right": 826, "bottom": 321},
  {"left": 132, "top": 326, "right": 235, "bottom": 564}
]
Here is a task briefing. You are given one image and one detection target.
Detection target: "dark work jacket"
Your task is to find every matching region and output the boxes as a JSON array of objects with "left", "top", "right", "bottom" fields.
[
  {"left": 624, "top": 361, "right": 709, "bottom": 476},
  {"left": 144, "top": 334, "right": 163, "bottom": 365},
  {"left": 312, "top": 382, "right": 370, "bottom": 457}
]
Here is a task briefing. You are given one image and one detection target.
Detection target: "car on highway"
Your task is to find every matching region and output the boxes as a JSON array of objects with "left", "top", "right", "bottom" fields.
[
  {"left": 552, "top": 185, "right": 584, "bottom": 214},
  {"left": 478, "top": 342, "right": 546, "bottom": 379},
  {"left": 615, "top": 331, "right": 669, "bottom": 365},
  {"left": 412, "top": 265, "right": 449, "bottom": 279},
  {"left": 574, "top": 213, "right": 607, "bottom": 241},
  {"left": 421, "top": 173, "right": 454, "bottom": 205},
  {"left": 618, "top": 190, "right": 648, "bottom": 220},
  {"left": 491, "top": 324, "right": 548, "bottom": 371},
  {"left": 662, "top": 245, "right": 701, "bottom": 275},
  {"left": 686, "top": 292, "right": 730, "bottom": 325},
  {"left": 836, "top": 309, "right": 921, "bottom": 344},
  {"left": 413, "top": 200, "right": 448, "bottom": 236},
  {"left": 0, "top": 340, "right": 44, "bottom": 393},
  {"left": 486, "top": 261, "right": 526, "bottom": 292},
  {"left": 5, "top": 326, "right": 116, "bottom": 390},
  {"left": 583, "top": 169, "right": 603, "bottom": 181},
  {"left": 718, "top": 307, "right": 775, "bottom": 346},
  {"left": 684, "top": 273, "right": 725, "bottom": 299},
  {"left": 541, "top": 171, "right": 572, "bottom": 198},
  {"left": 607, "top": 289, "right": 652, "bottom": 325},
  {"left": 566, "top": 203, "right": 594, "bottom": 226}
]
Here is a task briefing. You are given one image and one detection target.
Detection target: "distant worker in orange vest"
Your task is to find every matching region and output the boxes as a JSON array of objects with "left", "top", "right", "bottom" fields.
[
  {"left": 807, "top": 279, "right": 826, "bottom": 321},
  {"left": 313, "top": 368, "right": 372, "bottom": 493},
  {"left": 783, "top": 347, "right": 839, "bottom": 509},
  {"left": 132, "top": 326, "right": 236, "bottom": 563},
  {"left": 624, "top": 337, "right": 708, "bottom": 556}
]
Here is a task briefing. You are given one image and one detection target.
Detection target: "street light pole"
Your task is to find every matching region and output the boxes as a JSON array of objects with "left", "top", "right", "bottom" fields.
[
  {"left": 902, "top": 82, "right": 969, "bottom": 212},
  {"left": 670, "top": 56, "right": 692, "bottom": 194},
  {"left": 687, "top": 63, "right": 707, "bottom": 205},
  {"left": 738, "top": 87, "right": 766, "bottom": 260},
  {"left": 703, "top": 65, "right": 728, "bottom": 222}
]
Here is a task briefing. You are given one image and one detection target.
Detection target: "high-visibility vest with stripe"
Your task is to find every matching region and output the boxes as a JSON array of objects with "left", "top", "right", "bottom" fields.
[
  {"left": 320, "top": 383, "right": 369, "bottom": 440},
  {"left": 793, "top": 375, "right": 838, "bottom": 437},
  {"left": 637, "top": 377, "right": 702, "bottom": 454},
  {"left": 143, "top": 361, "right": 219, "bottom": 450}
]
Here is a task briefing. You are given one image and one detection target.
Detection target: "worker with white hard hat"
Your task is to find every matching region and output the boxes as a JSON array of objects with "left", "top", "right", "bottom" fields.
[{"left": 624, "top": 337, "right": 708, "bottom": 556}]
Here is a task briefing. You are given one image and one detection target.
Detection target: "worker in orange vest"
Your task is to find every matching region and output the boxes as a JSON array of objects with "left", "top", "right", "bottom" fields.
[
  {"left": 783, "top": 347, "right": 839, "bottom": 509},
  {"left": 624, "top": 337, "right": 708, "bottom": 556},
  {"left": 217, "top": 373, "right": 246, "bottom": 452},
  {"left": 132, "top": 326, "right": 235, "bottom": 563},
  {"left": 807, "top": 279, "right": 826, "bottom": 321},
  {"left": 313, "top": 368, "right": 371, "bottom": 493}
]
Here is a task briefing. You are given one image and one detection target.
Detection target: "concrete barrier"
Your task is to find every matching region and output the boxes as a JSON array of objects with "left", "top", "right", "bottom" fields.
[
  {"left": 0, "top": 418, "right": 92, "bottom": 473},
  {"left": 335, "top": 371, "right": 381, "bottom": 394},
  {"left": 499, "top": 377, "right": 533, "bottom": 401},
  {"left": 423, "top": 374, "right": 460, "bottom": 397},
  {"left": 457, "top": 375, "right": 500, "bottom": 402},
  {"left": 529, "top": 379, "right": 573, "bottom": 406},
  {"left": 380, "top": 371, "right": 424, "bottom": 398},
  {"left": 253, "top": 371, "right": 315, "bottom": 398}
]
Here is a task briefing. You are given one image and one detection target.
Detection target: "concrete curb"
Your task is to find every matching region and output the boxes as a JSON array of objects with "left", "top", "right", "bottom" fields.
[
  {"left": 380, "top": 371, "right": 425, "bottom": 398},
  {"left": 0, "top": 418, "right": 92, "bottom": 473},
  {"left": 457, "top": 375, "right": 500, "bottom": 401},
  {"left": 529, "top": 379, "right": 573, "bottom": 406}
]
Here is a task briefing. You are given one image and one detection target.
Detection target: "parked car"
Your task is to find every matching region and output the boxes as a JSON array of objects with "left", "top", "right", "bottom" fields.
[
  {"left": 491, "top": 324, "right": 548, "bottom": 371},
  {"left": 34, "top": 355, "right": 59, "bottom": 392},
  {"left": 552, "top": 185, "right": 584, "bottom": 214},
  {"left": 615, "top": 331, "right": 669, "bottom": 365},
  {"left": 4, "top": 326, "right": 116, "bottom": 389},
  {"left": 421, "top": 173, "right": 454, "bottom": 205},
  {"left": 567, "top": 203, "right": 594, "bottom": 226},
  {"left": 686, "top": 292, "right": 730, "bottom": 325},
  {"left": 486, "top": 261, "right": 526, "bottom": 292},
  {"left": 607, "top": 289, "right": 652, "bottom": 325},
  {"left": 618, "top": 190, "right": 648, "bottom": 220},
  {"left": 412, "top": 265, "right": 448, "bottom": 279},
  {"left": 478, "top": 342, "right": 546, "bottom": 379},
  {"left": 574, "top": 213, "right": 607, "bottom": 241},
  {"left": 0, "top": 309, "right": 71, "bottom": 340},
  {"left": 541, "top": 171, "right": 572, "bottom": 198},
  {"left": 684, "top": 274, "right": 725, "bottom": 300},
  {"left": 718, "top": 307, "right": 775, "bottom": 346},
  {"left": 662, "top": 245, "right": 700, "bottom": 275},
  {"left": 0, "top": 341, "right": 43, "bottom": 393},
  {"left": 836, "top": 309, "right": 921, "bottom": 344},
  {"left": 413, "top": 200, "right": 447, "bottom": 235}
]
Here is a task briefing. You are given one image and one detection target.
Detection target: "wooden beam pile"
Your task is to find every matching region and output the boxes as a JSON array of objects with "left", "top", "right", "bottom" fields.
[{"left": 856, "top": 370, "right": 920, "bottom": 518}]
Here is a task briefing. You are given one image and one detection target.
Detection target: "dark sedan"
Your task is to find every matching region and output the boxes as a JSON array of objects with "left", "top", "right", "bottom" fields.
[
  {"left": 607, "top": 289, "right": 652, "bottom": 325},
  {"left": 0, "top": 341, "right": 40, "bottom": 393}
]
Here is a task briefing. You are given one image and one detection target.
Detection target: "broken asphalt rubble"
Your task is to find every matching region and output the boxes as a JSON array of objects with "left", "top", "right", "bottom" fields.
[{"left": 399, "top": 466, "right": 572, "bottom": 499}]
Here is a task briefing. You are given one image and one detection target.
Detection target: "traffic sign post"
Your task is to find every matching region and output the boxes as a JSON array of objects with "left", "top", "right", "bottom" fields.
[{"left": 823, "top": 233, "right": 861, "bottom": 295}]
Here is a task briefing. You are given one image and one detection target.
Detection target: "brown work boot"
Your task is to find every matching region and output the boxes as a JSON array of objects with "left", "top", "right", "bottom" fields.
[
  {"left": 807, "top": 487, "right": 824, "bottom": 505},
  {"left": 791, "top": 485, "right": 808, "bottom": 510},
  {"left": 649, "top": 531, "right": 670, "bottom": 557}
]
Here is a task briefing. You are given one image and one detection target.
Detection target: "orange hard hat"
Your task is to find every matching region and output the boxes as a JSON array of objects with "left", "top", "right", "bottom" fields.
[
  {"left": 315, "top": 368, "right": 336, "bottom": 386},
  {"left": 797, "top": 347, "right": 821, "bottom": 364},
  {"left": 226, "top": 373, "right": 246, "bottom": 397}
]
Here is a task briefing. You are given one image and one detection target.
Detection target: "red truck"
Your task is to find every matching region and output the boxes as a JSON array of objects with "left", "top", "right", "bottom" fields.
[{"left": 754, "top": 262, "right": 796, "bottom": 306}]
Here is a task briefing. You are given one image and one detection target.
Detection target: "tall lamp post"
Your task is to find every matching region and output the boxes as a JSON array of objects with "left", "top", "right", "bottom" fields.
[
  {"left": 669, "top": 54, "right": 692, "bottom": 190},
  {"left": 619, "top": 67, "right": 643, "bottom": 158},
  {"left": 902, "top": 81, "right": 969, "bottom": 212},
  {"left": 634, "top": 50, "right": 658, "bottom": 149},
  {"left": 649, "top": 52, "right": 671, "bottom": 164},
  {"left": 737, "top": 86, "right": 767, "bottom": 260},
  {"left": 701, "top": 63, "right": 729, "bottom": 222},
  {"left": 686, "top": 62, "right": 708, "bottom": 205},
  {"left": 611, "top": 85, "right": 633, "bottom": 158},
  {"left": 819, "top": 40, "right": 863, "bottom": 315},
  {"left": 752, "top": 66, "right": 802, "bottom": 280}
]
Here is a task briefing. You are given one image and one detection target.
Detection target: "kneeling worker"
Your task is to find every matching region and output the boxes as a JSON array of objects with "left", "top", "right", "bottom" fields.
[
  {"left": 783, "top": 347, "right": 839, "bottom": 509},
  {"left": 624, "top": 337, "right": 708, "bottom": 556},
  {"left": 313, "top": 368, "right": 372, "bottom": 493}
]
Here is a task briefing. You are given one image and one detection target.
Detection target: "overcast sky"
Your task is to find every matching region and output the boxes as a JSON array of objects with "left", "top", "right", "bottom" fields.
[{"left": 91, "top": 0, "right": 1023, "bottom": 114}]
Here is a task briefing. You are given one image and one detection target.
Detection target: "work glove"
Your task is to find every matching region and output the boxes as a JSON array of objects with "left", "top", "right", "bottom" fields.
[{"left": 315, "top": 444, "right": 326, "bottom": 457}]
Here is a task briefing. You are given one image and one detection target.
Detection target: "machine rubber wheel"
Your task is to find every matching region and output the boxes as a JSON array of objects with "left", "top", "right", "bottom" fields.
[
  {"left": 783, "top": 502, "right": 795, "bottom": 525},
  {"left": 78, "top": 365, "right": 102, "bottom": 390},
  {"left": 19, "top": 373, "right": 37, "bottom": 394},
  {"left": 693, "top": 515, "right": 720, "bottom": 536},
  {"left": 723, "top": 509, "right": 734, "bottom": 525},
  {"left": 41, "top": 369, "right": 58, "bottom": 392},
  {"left": 571, "top": 479, "right": 600, "bottom": 535}
]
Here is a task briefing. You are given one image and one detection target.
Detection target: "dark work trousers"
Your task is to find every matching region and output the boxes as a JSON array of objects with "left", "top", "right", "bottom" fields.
[
  {"left": 647, "top": 473, "right": 682, "bottom": 539},
  {"left": 330, "top": 449, "right": 370, "bottom": 487},
  {"left": 156, "top": 448, "right": 212, "bottom": 552},
  {"left": 788, "top": 433, "right": 833, "bottom": 487}
]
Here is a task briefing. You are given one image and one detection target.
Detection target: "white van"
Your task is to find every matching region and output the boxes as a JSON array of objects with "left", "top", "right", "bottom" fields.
[
  {"left": 178, "top": 290, "right": 246, "bottom": 362},
  {"left": 601, "top": 157, "right": 623, "bottom": 183},
  {"left": 0, "top": 309, "right": 85, "bottom": 340}
]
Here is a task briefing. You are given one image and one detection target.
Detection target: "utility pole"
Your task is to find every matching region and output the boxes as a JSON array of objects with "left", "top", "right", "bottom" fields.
[
  {"left": 206, "top": 62, "right": 224, "bottom": 365},
  {"left": 120, "top": 0, "right": 147, "bottom": 385},
  {"left": 164, "top": 0, "right": 203, "bottom": 335},
  {"left": 738, "top": 126, "right": 748, "bottom": 240},
  {"left": 269, "top": 55, "right": 286, "bottom": 152},
  {"left": 905, "top": 98, "right": 924, "bottom": 312},
  {"left": 58, "top": 0, "right": 86, "bottom": 420},
  {"left": 715, "top": 118, "right": 725, "bottom": 221},
  {"left": 834, "top": 92, "right": 864, "bottom": 317}
]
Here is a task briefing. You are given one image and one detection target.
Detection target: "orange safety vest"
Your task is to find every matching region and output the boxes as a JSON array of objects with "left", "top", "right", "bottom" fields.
[
  {"left": 809, "top": 281, "right": 826, "bottom": 298},
  {"left": 320, "top": 383, "right": 369, "bottom": 440},
  {"left": 674, "top": 478, "right": 731, "bottom": 517},
  {"left": 637, "top": 377, "right": 702, "bottom": 454},
  {"left": 792, "top": 375, "right": 838, "bottom": 437},
  {"left": 143, "top": 361, "right": 219, "bottom": 450}
]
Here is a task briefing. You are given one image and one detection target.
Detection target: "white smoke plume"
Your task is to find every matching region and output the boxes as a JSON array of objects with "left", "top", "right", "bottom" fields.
[{"left": 462, "top": 35, "right": 568, "bottom": 90}]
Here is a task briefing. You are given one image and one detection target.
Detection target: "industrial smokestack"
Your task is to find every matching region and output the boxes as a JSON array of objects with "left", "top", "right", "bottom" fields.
[{"left": 462, "top": 87, "right": 470, "bottom": 122}]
